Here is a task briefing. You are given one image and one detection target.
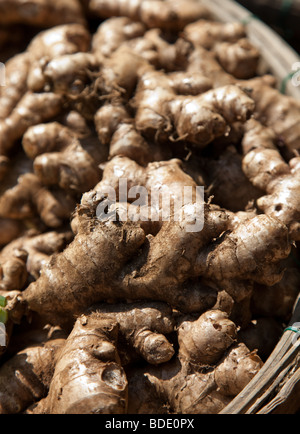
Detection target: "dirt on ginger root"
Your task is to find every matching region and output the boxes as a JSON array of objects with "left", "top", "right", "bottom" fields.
[{"left": 0, "top": 0, "right": 299, "bottom": 415}]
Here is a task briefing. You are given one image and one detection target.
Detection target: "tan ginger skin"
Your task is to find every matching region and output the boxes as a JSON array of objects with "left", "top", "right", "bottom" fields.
[
  {"left": 43, "top": 302, "right": 175, "bottom": 414},
  {"left": 133, "top": 70, "right": 255, "bottom": 146},
  {"left": 16, "top": 157, "right": 291, "bottom": 328},
  {"left": 242, "top": 119, "right": 300, "bottom": 241},
  {"left": 0, "top": 0, "right": 300, "bottom": 416},
  {"left": 0, "top": 0, "right": 86, "bottom": 28},
  {"left": 87, "top": 0, "right": 211, "bottom": 31},
  {"left": 128, "top": 310, "right": 263, "bottom": 414},
  {"left": 0, "top": 328, "right": 67, "bottom": 415},
  {"left": 0, "top": 231, "right": 72, "bottom": 292}
]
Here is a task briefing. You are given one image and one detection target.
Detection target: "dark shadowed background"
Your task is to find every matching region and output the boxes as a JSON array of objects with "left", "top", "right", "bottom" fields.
[{"left": 237, "top": 0, "right": 300, "bottom": 53}]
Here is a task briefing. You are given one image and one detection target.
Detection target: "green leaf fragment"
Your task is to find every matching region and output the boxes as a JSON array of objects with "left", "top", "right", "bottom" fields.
[
  {"left": 0, "top": 296, "right": 7, "bottom": 308},
  {"left": 0, "top": 308, "right": 8, "bottom": 324}
]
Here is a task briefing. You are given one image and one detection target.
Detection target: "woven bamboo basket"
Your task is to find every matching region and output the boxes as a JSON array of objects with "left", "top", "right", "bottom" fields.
[{"left": 202, "top": 0, "right": 300, "bottom": 414}]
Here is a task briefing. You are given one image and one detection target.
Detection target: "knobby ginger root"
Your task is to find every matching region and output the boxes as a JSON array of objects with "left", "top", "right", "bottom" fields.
[
  {"left": 45, "top": 313, "right": 128, "bottom": 414},
  {"left": 128, "top": 311, "right": 262, "bottom": 414},
  {"left": 133, "top": 70, "right": 255, "bottom": 146},
  {"left": 23, "top": 122, "right": 106, "bottom": 194},
  {"left": 94, "top": 103, "right": 171, "bottom": 165},
  {"left": 27, "top": 23, "right": 91, "bottom": 60},
  {"left": 0, "top": 173, "right": 76, "bottom": 228},
  {"left": 184, "top": 20, "right": 247, "bottom": 50},
  {"left": 0, "top": 0, "right": 299, "bottom": 415},
  {"left": 183, "top": 20, "right": 260, "bottom": 79},
  {"left": 91, "top": 302, "right": 175, "bottom": 365},
  {"left": 0, "top": 53, "right": 31, "bottom": 120},
  {"left": 0, "top": 327, "right": 67, "bottom": 414},
  {"left": 0, "top": 92, "right": 62, "bottom": 157},
  {"left": 0, "top": 24, "right": 90, "bottom": 133},
  {"left": 0, "top": 0, "right": 85, "bottom": 27},
  {"left": 177, "top": 310, "right": 237, "bottom": 366},
  {"left": 246, "top": 78, "right": 300, "bottom": 151},
  {"left": 87, "top": 0, "right": 211, "bottom": 31},
  {"left": 214, "top": 39, "right": 260, "bottom": 80},
  {"left": 195, "top": 214, "right": 291, "bottom": 300},
  {"left": 0, "top": 231, "right": 73, "bottom": 291},
  {"left": 44, "top": 303, "right": 177, "bottom": 414},
  {"left": 242, "top": 119, "right": 300, "bottom": 241},
  {"left": 92, "top": 17, "right": 146, "bottom": 59},
  {"left": 16, "top": 157, "right": 226, "bottom": 325}
]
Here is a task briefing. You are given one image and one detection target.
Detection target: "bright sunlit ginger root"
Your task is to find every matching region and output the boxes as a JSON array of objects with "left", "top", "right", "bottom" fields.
[
  {"left": 91, "top": 302, "right": 176, "bottom": 366},
  {"left": 177, "top": 310, "right": 238, "bottom": 366},
  {"left": 0, "top": 92, "right": 62, "bottom": 157},
  {"left": 0, "top": 230, "right": 73, "bottom": 291},
  {"left": 128, "top": 311, "right": 262, "bottom": 414},
  {"left": 183, "top": 19, "right": 259, "bottom": 79},
  {"left": 7, "top": 302, "right": 175, "bottom": 414},
  {"left": 246, "top": 78, "right": 300, "bottom": 151},
  {"left": 45, "top": 312, "right": 128, "bottom": 414},
  {"left": 94, "top": 103, "right": 171, "bottom": 166},
  {"left": 195, "top": 214, "right": 291, "bottom": 300},
  {"left": 115, "top": 27, "right": 194, "bottom": 72},
  {"left": 133, "top": 70, "right": 255, "bottom": 146},
  {"left": 242, "top": 119, "right": 300, "bottom": 241},
  {"left": 87, "top": 0, "right": 211, "bottom": 31},
  {"left": 0, "top": 249, "right": 28, "bottom": 293},
  {"left": 0, "top": 0, "right": 85, "bottom": 27},
  {"left": 15, "top": 157, "right": 227, "bottom": 326},
  {"left": 0, "top": 327, "right": 67, "bottom": 415},
  {"left": 0, "top": 173, "right": 76, "bottom": 228},
  {"left": 23, "top": 122, "right": 106, "bottom": 194},
  {"left": 18, "top": 156, "right": 292, "bottom": 326},
  {"left": 92, "top": 17, "right": 146, "bottom": 59},
  {"left": 0, "top": 23, "right": 90, "bottom": 124},
  {"left": 0, "top": 53, "right": 31, "bottom": 120},
  {"left": 214, "top": 39, "right": 260, "bottom": 80},
  {"left": 37, "top": 47, "right": 151, "bottom": 117},
  {"left": 184, "top": 20, "right": 247, "bottom": 50},
  {"left": 27, "top": 23, "right": 91, "bottom": 60},
  {"left": 45, "top": 301, "right": 177, "bottom": 414}
]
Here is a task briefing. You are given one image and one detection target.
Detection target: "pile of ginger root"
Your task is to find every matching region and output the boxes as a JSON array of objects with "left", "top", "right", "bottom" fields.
[{"left": 0, "top": 0, "right": 300, "bottom": 415}]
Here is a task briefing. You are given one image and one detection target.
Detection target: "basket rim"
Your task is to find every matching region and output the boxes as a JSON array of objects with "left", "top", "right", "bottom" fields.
[{"left": 202, "top": 0, "right": 300, "bottom": 99}]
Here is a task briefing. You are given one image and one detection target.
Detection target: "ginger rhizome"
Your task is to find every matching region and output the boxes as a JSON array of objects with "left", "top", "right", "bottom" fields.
[
  {"left": 133, "top": 70, "right": 255, "bottom": 146},
  {"left": 0, "top": 0, "right": 85, "bottom": 28},
  {"left": 0, "top": 0, "right": 299, "bottom": 416},
  {"left": 14, "top": 157, "right": 291, "bottom": 329},
  {"left": 87, "top": 0, "right": 211, "bottom": 31},
  {"left": 242, "top": 120, "right": 300, "bottom": 241},
  {"left": 43, "top": 302, "right": 175, "bottom": 414},
  {"left": 0, "top": 326, "right": 67, "bottom": 414},
  {"left": 128, "top": 310, "right": 263, "bottom": 414}
]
